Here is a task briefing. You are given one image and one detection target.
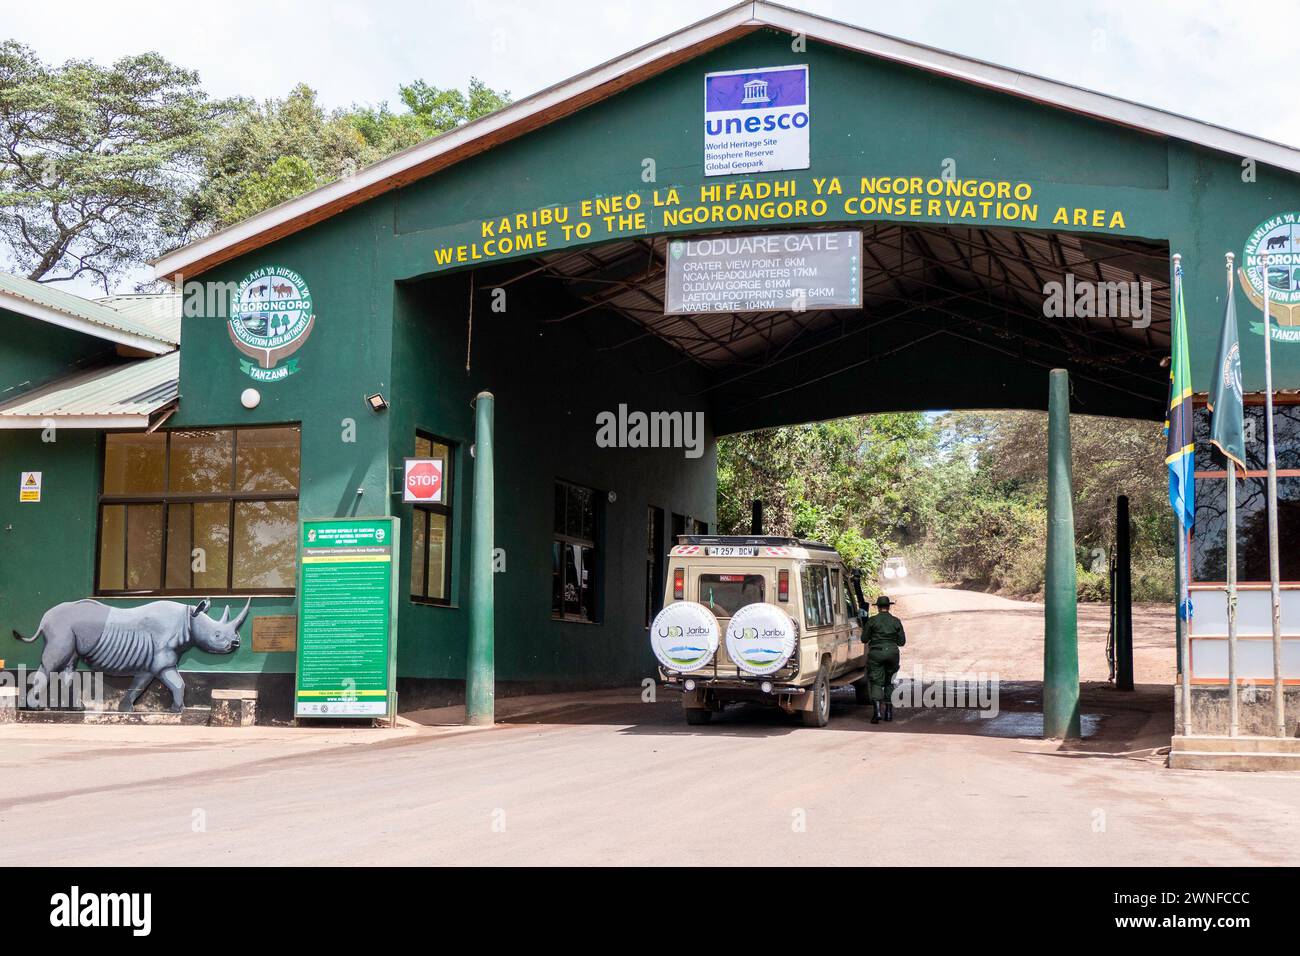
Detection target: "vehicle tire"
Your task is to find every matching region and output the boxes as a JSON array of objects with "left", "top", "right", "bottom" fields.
[
  {"left": 854, "top": 680, "right": 870, "bottom": 706},
  {"left": 685, "top": 708, "right": 713, "bottom": 726},
  {"left": 801, "top": 664, "right": 831, "bottom": 727}
]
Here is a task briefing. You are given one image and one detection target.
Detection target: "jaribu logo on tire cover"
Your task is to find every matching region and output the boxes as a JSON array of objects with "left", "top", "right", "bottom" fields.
[
  {"left": 650, "top": 601, "right": 720, "bottom": 672},
  {"left": 726, "top": 603, "right": 797, "bottom": 676}
]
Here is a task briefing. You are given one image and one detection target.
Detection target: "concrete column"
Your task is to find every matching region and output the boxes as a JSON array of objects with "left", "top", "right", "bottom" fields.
[
  {"left": 466, "top": 391, "right": 495, "bottom": 726},
  {"left": 1044, "top": 369, "right": 1081, "bottom": 739}
]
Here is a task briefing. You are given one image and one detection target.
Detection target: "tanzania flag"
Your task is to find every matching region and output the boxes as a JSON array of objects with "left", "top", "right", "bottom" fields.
[
  {"left": 1165, "top": 262, "right": 1195, "bottom": 620},
  {"left": 1208, "top": 282, "right": 1245, "bottom": 469}
]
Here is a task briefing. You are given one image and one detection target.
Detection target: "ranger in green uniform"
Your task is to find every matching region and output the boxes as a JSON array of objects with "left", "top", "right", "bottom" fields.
[{"left": 865, "top": 595, "right": 905, "bottom": 724}]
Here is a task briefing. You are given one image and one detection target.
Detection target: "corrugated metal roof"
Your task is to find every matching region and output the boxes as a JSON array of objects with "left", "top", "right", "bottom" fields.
[
  {"left": 95, "top": 293, "right": 182, "bottom": 345},
  {"left": 0, "top": 272, "right": 177, "bottom": 350},
  {"left": 0, "top": 351, "right": 179, "bottom": 427}
]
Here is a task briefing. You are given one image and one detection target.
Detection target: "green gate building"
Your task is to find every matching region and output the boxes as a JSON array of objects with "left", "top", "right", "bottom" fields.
[{"left": 2, "top": 3, "right": 1298, "bottom": 731}]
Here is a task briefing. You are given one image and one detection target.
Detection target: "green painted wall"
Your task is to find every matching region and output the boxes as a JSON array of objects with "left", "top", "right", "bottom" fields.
[
  {"left": 389, "top": 275, "right": 715, "bottom": 684},
  {"left": 0, "top": 430, "right": 99, "bottom": 669},
  {"left": 0, "top": 307, "right": 115, "bottom": 400}
]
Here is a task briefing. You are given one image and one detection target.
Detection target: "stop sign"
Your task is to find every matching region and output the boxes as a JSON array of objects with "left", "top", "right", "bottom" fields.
[{"left": 404, "top": 458, "right": 443, "bottom": 503}]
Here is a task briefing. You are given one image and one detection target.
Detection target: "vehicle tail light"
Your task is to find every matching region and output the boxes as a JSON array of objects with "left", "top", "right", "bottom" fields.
[
  {"left": 673, "top": 568, "right": 684, "bottom": 601},
  {"left": 778, "top": 570, "right": 789, "bottom": 602}
]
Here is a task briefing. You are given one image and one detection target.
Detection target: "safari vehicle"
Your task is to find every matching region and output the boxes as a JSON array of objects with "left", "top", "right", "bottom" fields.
[
  {"left": 881, "top": 555, "right": 909, "bottom": 581},
  {"left": 650, "top": 535, "right": 868, "bottom": 727}
]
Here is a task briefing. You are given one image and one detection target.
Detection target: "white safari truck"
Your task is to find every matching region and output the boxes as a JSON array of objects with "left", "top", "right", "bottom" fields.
[{"left": 650, "top": 535, "right": 869, "bottom": 727}]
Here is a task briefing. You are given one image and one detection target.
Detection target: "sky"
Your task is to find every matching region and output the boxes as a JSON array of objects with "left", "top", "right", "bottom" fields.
[
  {"left": 6, "top": 0, "right": 1300, "bottom": 293},
  {"left": 8, "top": 0, "right": 1300, "bottom": 144}
]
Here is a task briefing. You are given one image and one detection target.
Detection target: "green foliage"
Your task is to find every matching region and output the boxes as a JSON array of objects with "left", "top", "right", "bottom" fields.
[
  {"left": 186, "top": 78, "right": 510, "bottom": 232},
  {"left": 719, "top": 409, "right": 1174, "bottom": 603},
  {"left": 0, "top": 41, "right": 233, "bottom": 288},
  {"left": 717, "top": 413, "right": 940, "bottom": 581}
]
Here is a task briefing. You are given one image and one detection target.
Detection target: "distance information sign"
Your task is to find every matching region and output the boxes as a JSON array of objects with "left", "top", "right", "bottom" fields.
[{"left": 665, "top": 230, "right": 861, "bottom": 314}]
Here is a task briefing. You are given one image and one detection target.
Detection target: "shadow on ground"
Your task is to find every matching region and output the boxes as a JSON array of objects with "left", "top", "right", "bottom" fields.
[{"left": 495, "top": 680, "right": 1174, "bottom": 754}]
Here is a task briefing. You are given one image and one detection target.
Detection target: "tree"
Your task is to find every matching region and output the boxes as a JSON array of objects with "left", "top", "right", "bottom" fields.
[
  {"left": 719, "top": 410, "right": 1173, "bottom": 602},
  {"left": 717, "top": 413, "right": 942, "bottom": 584},
  {"left": 929, "top": 410, "right": 1172, "bottom": 599},
  {"left": 399, "top": 77, "right": 511, "bottom": 134},
  {"left": 0, "top": 42, "right": 231, "bottom": 289},
  {"left": 187, "top": 78, "right": 510, "bottom": 233}
]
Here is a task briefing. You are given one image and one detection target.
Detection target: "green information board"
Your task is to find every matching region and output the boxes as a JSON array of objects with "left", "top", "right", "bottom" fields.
[{"left": 294, "top": 517, "right": 399, "bottom": 719}]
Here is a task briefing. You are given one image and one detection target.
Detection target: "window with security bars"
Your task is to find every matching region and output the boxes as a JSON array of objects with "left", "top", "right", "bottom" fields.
[{"left": 1192, "top": 401, "right": 1300, "bottom": 584}]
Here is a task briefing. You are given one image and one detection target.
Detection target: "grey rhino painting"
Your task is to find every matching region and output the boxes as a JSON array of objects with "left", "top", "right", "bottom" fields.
[{"left": 12, "top": 598, "right": 248, "bottom": 712}]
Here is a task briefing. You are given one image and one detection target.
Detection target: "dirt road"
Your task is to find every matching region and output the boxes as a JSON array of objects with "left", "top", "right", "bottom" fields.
[
  {"left": 886, "top": 585, "right": 1174, "bottom": 684},
  {"left": 3, "top": 587, "right": 1295, "bottom": 867}
]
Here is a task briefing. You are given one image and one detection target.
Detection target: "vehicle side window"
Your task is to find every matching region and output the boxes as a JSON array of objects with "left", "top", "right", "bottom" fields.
[
  {"left": 831, "top": 569, "right": 843, "bottom": 623},
  {"left": 801, "top": 564, "right": 835, "bottom": 628}
]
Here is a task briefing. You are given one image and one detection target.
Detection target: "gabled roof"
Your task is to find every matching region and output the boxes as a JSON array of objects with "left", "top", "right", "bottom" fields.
[
  {"left": 0, "top": 350, "right": 179, "bottom": 429},
  {"left": 0, "top": 272, "right": 177, "bottom": 353},
  {"left": 152, "top": 1, "right": 1300, "bottom": 282}
]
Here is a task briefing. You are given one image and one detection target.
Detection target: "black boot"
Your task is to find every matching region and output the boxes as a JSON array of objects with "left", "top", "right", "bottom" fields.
[
  {"left": 884, "top": 701, "right": 894, "bottom": 722},
  {"left": 871, "top": 701, "right": 881, "bottom": 724}
]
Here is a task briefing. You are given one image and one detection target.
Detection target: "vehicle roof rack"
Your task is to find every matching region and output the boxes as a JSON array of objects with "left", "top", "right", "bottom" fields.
[{"left": 677, "top": 534, "right": 837, "bottom": 552}]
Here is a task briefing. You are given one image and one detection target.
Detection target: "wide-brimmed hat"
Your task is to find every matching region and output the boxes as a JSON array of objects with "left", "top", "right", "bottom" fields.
[{"left": 875, "top": 595, "right": 892, "bottom": 608}]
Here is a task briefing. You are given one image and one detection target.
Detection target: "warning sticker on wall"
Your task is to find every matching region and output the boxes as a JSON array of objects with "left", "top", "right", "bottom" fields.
[{"left": 19, "top": 471, "right": 41, "bottom": 503}]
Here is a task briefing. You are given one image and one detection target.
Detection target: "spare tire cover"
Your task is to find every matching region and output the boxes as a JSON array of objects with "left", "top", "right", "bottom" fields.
[
  {"left": 726, "top": 602, "right": 798, "bottom": 676},
  {"left": 650, "top": 601, "right": 720, "bottom": 672}
]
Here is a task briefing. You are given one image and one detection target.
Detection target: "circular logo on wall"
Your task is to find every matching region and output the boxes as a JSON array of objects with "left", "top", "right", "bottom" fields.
[
  {"left": 649, "top": 601, "right": 719, "bottom": 673},
  {"left": 228, "top": 266, "right": 316, "bottom": 381},
  {"left": 725, "top": 602, "right": 797, "bottom": 676},
  {"left": 1240, "top": 213, "right": 1300, "bottom": 342}
]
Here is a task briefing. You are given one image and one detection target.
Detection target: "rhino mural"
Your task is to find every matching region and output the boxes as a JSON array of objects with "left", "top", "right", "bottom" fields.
[{"left": 12, "top": 598, "right": 248, "bottom": 712}]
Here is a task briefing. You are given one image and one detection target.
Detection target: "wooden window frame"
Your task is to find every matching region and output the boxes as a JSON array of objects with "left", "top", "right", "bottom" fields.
[{"left": 95, "top": 425, "right": 300, "bottom": 597}]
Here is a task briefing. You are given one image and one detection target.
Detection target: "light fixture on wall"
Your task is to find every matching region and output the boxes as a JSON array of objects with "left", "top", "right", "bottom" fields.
[
  {"left": 240, "top": 387, "right": 261, "bottom": 410},
  {"left": 366, "top": 392, "right": 389, "bottom": 412}
]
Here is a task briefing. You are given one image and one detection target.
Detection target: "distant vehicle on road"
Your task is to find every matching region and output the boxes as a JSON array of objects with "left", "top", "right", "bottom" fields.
[
  {"left": 650, "top": 535, "right": 869, "bottom": 728},
  {"left": 881, "top": 555, "right": 909, "bottom": 581}
]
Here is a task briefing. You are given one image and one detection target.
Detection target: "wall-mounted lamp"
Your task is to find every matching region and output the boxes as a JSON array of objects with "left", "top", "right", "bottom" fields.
[
  {"left": 240, "top": 387, "right": 261, "bottom": 410},
  {"left": 366, "top": 392, "right": 389, "bottom": 412}
]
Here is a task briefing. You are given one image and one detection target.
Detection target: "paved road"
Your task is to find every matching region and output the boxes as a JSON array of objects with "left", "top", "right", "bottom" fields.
[
  {"left": 3, "top": 587, "right": 1294, "bottom": 866},
  {"left": 3, "top": 683, "right": 1298, "bottom": 866}
]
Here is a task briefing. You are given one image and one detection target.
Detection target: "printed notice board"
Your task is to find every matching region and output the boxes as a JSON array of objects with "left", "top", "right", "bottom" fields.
[{"left": 294, "top": 517, "right": 399, "bottom": 718}]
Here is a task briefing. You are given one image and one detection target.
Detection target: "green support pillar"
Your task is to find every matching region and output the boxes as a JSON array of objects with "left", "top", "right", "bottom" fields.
[
  {"left": 1044, "top": 369, "right": 1081, "bottom": 739},
  {"left": 466, "top": 391, "right": 495, "bottom": 725}
]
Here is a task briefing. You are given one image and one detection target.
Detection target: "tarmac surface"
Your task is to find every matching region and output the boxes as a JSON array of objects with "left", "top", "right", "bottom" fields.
[{"left": 2, "top": 588, "right": 1297, "bottom": 866}]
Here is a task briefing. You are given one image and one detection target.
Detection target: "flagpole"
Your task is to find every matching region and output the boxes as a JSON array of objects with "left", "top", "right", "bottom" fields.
[
  {"left": 1225, "top": 252, "right": 1239, "bottom": 738},
  {"left": 1260, "top": 253, "right": 1286, "bottom": 738},
  {"left": 1173, "top": 253, "right": 1192, "bottom": 736}
]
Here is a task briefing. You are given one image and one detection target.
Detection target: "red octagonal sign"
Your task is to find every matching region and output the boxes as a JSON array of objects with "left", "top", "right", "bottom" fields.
[{"left": 404, "top": 458, "right": 443, "bottom": 503}]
